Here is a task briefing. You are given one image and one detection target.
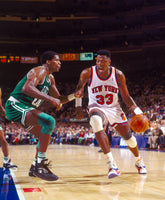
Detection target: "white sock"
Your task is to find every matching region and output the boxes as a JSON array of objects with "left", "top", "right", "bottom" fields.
[
  {"left": 106, "top": 152, "right": 114, "bottom": 163},
  {"left": 135, "top": 155, "right": 141, "bottom": 162},
  {"left": 32, "top": 158, "right": 37, "bottom": 166},
  {"left": 37, "top": 152, "right": 46, "bottom": 163},
  {"left": 4, "top": 156, "right": 10, "bottom": 163}
]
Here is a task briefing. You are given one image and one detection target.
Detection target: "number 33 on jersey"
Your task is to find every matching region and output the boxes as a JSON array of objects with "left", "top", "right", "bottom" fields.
[{"left": 88, "top": 66, "right": 119, "bottom": 108}]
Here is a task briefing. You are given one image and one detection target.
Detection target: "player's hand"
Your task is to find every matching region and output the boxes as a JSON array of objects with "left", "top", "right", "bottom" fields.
[
  {"left": 56, "top": 103, "right": 62, "bottom": 111},
  {"left": 76, "top": 107, "right": 84, "bottom": 120},
  {"left": 50, "top": 98, "right": 61, "bottom": 110},
  {"left": 75, "top": 89, "right": 83, "bottom": 98}
]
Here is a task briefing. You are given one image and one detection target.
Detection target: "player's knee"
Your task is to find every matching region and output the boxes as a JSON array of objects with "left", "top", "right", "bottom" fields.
[
  {"left": 90, "top": 115, "right": 103, "bottom": 133},
  {"left": 43, "top": 115, "right": 55, "bottom": 135},
  {"left": 124, "top": 135, "right": 137, "bottom": 148},
  {"left": 122, "top": 131, "right": 132, "bottom": 140},
  {"left": 37, "top": 113, "right": 56, "bottom": 135}
]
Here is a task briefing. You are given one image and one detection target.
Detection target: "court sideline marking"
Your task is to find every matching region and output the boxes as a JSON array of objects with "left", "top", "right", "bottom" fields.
[{"left": 10, "top": 170, "right": 26, "bottom": 200}]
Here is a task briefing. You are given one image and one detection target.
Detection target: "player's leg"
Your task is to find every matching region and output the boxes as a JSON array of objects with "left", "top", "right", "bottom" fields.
[
  {"left": 25, "top": 109, "right": 58, "bottom": 181},
  {"left": 0, "top": 129, "right": 9, "bottom": 157},
  {"left": 28, "top": 125, "right": 55, "bottom": 177},
  {"left": 0, "top": 128, "right": 17, "bottom": 169},
  {"left": 25, "top": 109, "right": 53, "bottom": 152},
  {"left": 28, "top": 125, "right": 41, "bottom": 177},
  {"left": 89, "top": 111, "right": 120, "bottom": 178},
  {"left": 98, "top": 123, "right": 111, "bottom": 152},
  {"left": 116, "top": 123, "right": 147, "bottom": 174}
]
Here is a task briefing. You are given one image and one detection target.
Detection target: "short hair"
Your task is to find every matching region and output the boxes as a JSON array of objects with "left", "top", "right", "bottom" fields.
[
  {"left": 97, "top": 49, "right": 111, "bottom": 59},
  {"left": 40, "top": 51, "right": 58, "bottom": 65}
]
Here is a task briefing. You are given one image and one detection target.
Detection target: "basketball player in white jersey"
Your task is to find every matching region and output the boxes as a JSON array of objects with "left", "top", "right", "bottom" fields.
[{"left": 75, "top": 49, "right": 147, "bottom": 178}]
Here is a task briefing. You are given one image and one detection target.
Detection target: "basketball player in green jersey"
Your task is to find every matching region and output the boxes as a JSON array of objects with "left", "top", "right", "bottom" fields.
[
  {"left": 5, "top": 51, "right": 75, "bottom": 181},
  {"left": 0, "top": 88, "right": 17, "bottom": 170}
]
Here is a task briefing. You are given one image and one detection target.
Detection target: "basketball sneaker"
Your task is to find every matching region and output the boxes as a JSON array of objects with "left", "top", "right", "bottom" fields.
[
  {"left": 108, "top": 161, "right": 120, "bottom": 179},
  {"left": 29, "top": 164, "right": 36, "bottom": 177},
  {"left": 33, "top": 159, "right": 59, "bottom": 181},
  {"left": 135, "top": 157, "right": 147, "bottom": 174},
  {"left": 3, "top": 159, "right": 18, "bottom": 170}
]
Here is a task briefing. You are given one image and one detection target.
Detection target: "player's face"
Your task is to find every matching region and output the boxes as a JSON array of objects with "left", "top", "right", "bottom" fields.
[
  {"left": 48, "top": 55, "right": 61, "bottom": 72},
  {"left": 96, "top": 55, "right": 111, "bottom": 72}
]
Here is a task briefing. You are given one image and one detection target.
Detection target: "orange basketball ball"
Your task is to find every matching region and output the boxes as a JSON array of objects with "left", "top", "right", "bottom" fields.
[{"left": 130, "top": 114, "right": 149, "bottom": 133}]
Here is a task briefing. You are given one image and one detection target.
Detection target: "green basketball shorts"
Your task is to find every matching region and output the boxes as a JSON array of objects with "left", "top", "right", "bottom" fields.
[{"left": 5, "top": 96, "right": 34, "bottom": 130}]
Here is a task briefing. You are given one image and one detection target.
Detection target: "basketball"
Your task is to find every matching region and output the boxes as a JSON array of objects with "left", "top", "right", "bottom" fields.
[{"left": 130, "top": 114, "right": 149, "bottom": 133}]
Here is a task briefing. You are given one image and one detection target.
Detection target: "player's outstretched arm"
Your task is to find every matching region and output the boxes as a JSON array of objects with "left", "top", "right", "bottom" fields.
[
  {"left": 58, "top": 94, "right": 75, "bottom": 104},
  {"left": 49, "top": 74, "right": 76, "bottom": 105},
  {"left": 75, "top": 68, "right": 91, "bottom": 97},
  {"left": 117, "top": 69, "right": 143, "bottom": 115},
  {"left": 75, "top": 68, "right": 91, "bottom": 120}
]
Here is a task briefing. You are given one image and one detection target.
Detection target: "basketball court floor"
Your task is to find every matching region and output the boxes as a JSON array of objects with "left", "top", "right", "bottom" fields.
[{"left": 0, "top": 144, "right": 165, "bottom": 200}]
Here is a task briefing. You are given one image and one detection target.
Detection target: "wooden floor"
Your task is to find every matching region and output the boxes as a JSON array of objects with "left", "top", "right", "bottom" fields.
[{"left": 0, "top": 144, "right": 165, "bottom": 200}]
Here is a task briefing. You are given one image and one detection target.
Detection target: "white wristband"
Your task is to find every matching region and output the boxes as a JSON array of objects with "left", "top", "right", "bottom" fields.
[
  {"left": 67, "top": 93, "right": 75, "bottom": 101},
  {"left": 75, "top": 98, "right": 82, "bottom": 107},
  {"left": 134, "top": 107, "right": 143, "bottom": 115}
]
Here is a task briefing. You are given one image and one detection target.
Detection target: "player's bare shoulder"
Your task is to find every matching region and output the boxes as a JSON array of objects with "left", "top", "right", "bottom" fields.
[
  {"left": 116, "top": 68, "right": 123, "bottom": 76},
  {"left": 27, "top": 66, "right": 46, "bottom": 81},
  {"left": 115, "top": 68, "right": 126, "bottom": 85},
  {"left": 80, "top": 67, "right": 91, "bottom": 81}
]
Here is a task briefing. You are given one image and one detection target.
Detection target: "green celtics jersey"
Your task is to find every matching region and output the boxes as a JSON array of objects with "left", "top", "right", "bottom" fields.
[{"left": 10, "top": 73, "right": 51, "bottom": 108}]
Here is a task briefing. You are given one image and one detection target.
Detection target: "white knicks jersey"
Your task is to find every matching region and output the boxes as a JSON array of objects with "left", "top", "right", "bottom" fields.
[{"left": 88, "top": 66, "right": 120, "bottom": 108}]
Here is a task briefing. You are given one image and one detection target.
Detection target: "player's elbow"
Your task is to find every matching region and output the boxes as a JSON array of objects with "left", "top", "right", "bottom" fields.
[
  {"left": 22, "top": 84, "right": 30, "bottom": 95},
  {"left": 122, "top": 95, "right": 132, "bottom": 105}
]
